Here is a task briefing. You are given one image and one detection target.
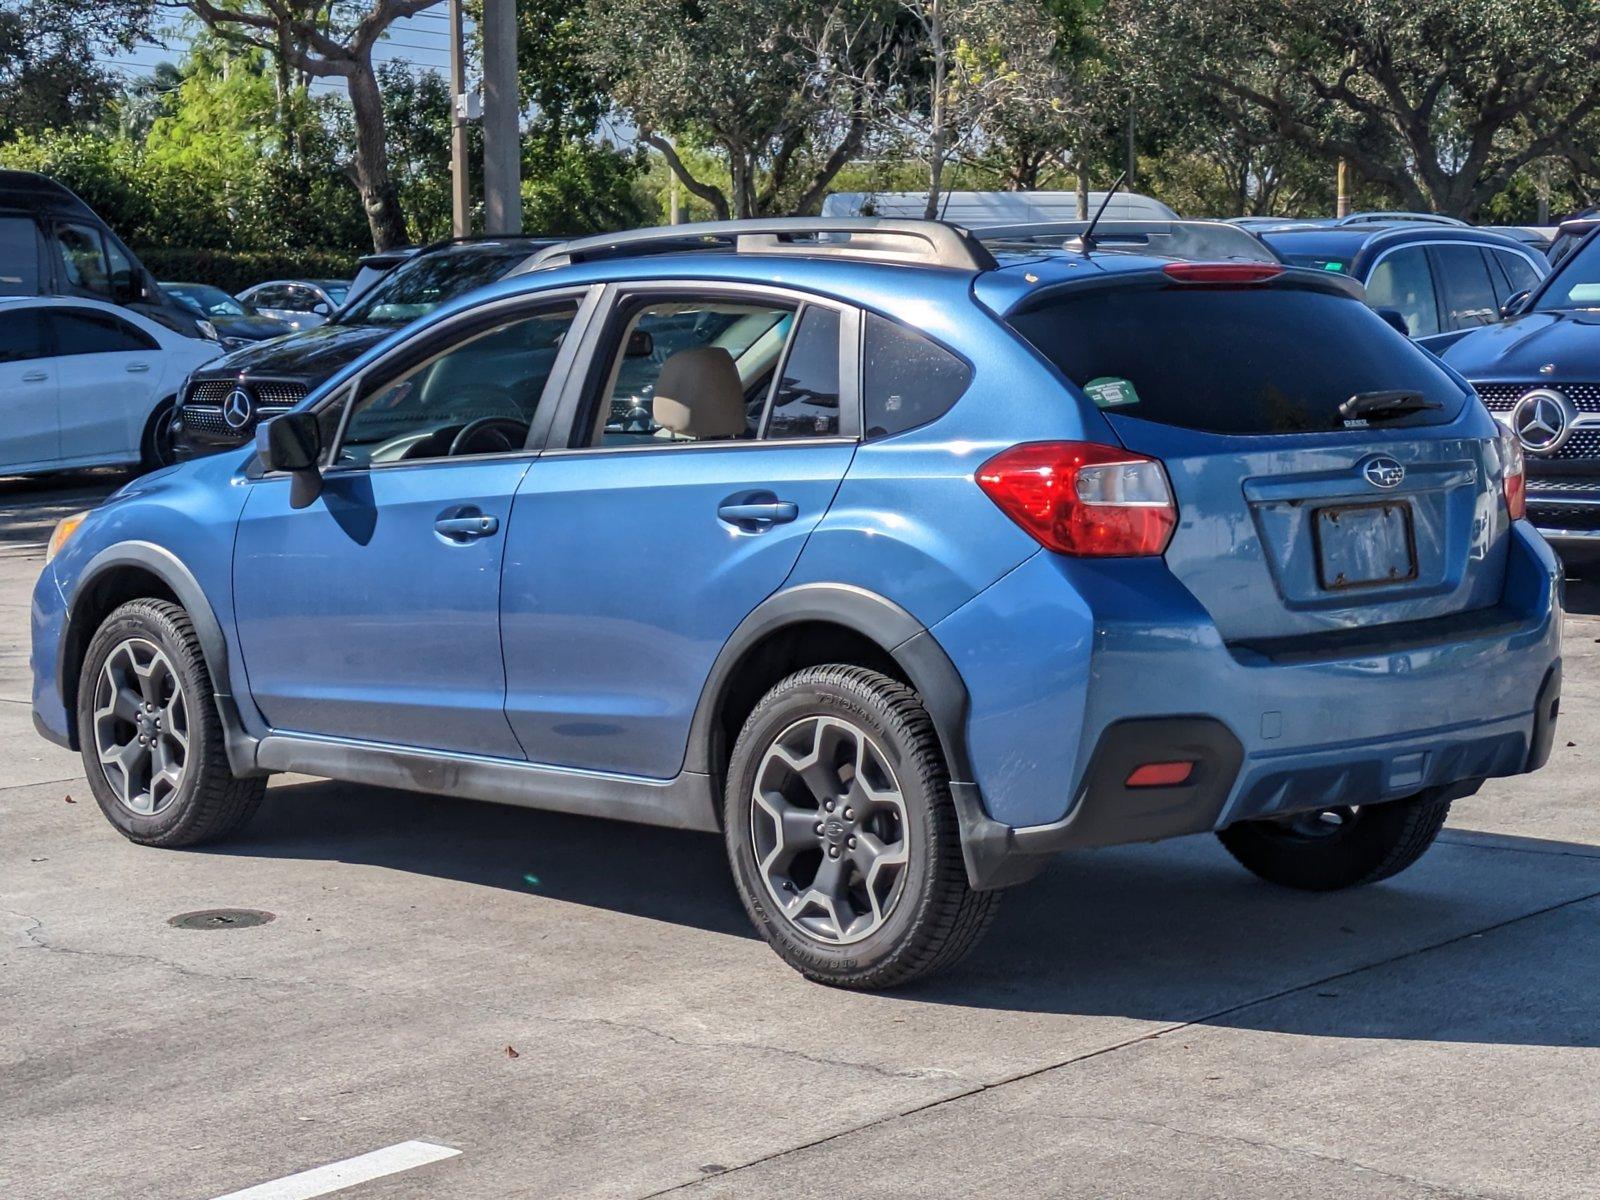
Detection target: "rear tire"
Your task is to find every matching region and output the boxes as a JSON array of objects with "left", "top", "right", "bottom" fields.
[
  {"left": 724, "top": 665, "right": 999, "bottom": 989},
  {"left": 1217, "top": 789, "right": 1453, "bottom": 891},
  {"left": 77, "top": 599, "right": 265, "bottom": 847}
]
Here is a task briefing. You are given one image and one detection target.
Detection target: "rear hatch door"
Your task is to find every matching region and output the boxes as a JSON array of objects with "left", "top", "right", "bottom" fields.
[{"left": 1005, "top": 271, "right": 1514, "bottom": 643}]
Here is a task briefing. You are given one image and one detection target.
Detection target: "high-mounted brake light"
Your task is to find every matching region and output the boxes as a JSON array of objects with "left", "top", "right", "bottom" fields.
[
  {"left": 976, "top": 441, "right": 1178, "bottom": 556},
  {"left": 1499, "top": 424, "right": 1526, "bottom": 520},
  {"left": 1161, "top": 262, "right": 1284, "bottom": 285}
]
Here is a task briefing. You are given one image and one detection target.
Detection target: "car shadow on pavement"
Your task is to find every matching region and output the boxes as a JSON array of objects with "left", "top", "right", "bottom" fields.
[
  {"left": 1563, "top": 576, "right": 1600, "bottom": 616},
  {"left": 220, "top": 777, "right": 1600, "bottom": 1045}
]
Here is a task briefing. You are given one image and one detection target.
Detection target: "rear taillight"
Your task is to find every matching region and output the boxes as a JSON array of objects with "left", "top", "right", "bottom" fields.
[
  {"left": 1499, "top": 425, "right": 1526, "bottom": 520},
  {"left": 976, "top": 441, "right": 1177, "bottom": 556},
  {"left": 1161, "top": 262, "right": 1283, "bottom": 285}
]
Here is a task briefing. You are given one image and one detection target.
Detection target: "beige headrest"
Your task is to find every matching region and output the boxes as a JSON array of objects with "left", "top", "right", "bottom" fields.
[{"left": 652, "top": 346, "right": 746, "bottom": 439}]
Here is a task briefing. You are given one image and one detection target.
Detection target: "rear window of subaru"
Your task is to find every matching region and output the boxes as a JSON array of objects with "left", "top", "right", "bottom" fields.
[{"left": 1007, "top": 285, "right": 1468, "bottom": 435}]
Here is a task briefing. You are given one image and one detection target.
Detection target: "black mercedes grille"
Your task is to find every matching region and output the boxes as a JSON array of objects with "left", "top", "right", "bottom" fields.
[
  {"left": 186, "top": 379, "right": 308, "bottom": 408},
  {"left": 1473, "top": 382, "right": 1600, "bottom": 414}
]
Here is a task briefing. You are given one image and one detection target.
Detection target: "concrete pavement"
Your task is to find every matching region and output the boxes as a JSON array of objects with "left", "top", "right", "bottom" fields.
[{"left": 2, "top": 471, "right": 1597, "bottom": 1200}]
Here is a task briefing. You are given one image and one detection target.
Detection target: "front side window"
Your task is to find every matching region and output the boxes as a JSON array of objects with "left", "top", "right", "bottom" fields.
[
  {"left": 336, "top": 302, "right": 579, "bottom": 465},
  {"left": 1494, "top": 249, "right": 1542, "bottom": 299},
  {"left": 1364, "top": 246, "right": 1440, "bottom": 337},
  {"left": 1433, "top": 244, "right": 1499, "bottom": 330},
  {"left": 587, "top": 298, "right": 795, "bottom": 447},
  {"left": 56, "top": 222, "right": 112, "bottom": 297},
  {"left": 46, "top": 308, "right": 158, "bottom": 355},
  {"left": 0, "top": 217, "right": 41, "bottom": 296}
]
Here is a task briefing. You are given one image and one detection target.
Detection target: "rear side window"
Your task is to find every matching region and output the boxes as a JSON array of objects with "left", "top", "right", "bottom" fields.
[
  {"left": 863, "top": 314, "right": 970, "bottom": 438},
  {"left": 765, "top": 306, "right": 842, "bottom": 439},
  {"left": 1007, "top": 284, "right": 1468, "bottom": 435},
  {"left": 46, "top": 308, "right": 159, "bottom": 355},
  {"left": 0, "top": 218, "right": 40, "bottom": 295},
  {"left": 0, "top": 310, "right": 43, "bottom": 362},
  {"left": 1364, "top": 246, "right": 1439, "bottom": 337}
]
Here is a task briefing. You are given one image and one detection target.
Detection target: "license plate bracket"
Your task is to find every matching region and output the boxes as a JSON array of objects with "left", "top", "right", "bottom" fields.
[{"left": 1312, "top": 501, "right": 1417, "bottom": 591}]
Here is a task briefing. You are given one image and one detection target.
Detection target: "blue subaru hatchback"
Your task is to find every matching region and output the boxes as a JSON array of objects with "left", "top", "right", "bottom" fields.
[{"left": 32, "top": 219, "right": 1562, "bottom": 987}]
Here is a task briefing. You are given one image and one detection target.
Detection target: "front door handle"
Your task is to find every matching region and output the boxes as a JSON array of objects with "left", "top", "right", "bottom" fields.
[
  {"left": 718, "top": 492, "right": 799, "bottom": 531},
  {"left": 125, "top": 362, "right": 151, "bottom": 373},
  {"left": 21, "top": 370, "right": 47, "bottom": 383},
  {"left": 435, "top": 512, "right": 500, "bottom": 541}
]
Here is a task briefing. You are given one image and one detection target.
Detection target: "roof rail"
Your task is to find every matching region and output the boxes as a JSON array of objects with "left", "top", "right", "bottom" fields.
[
  {"left": 1336, "top": 211, "right": 1467, "bottom": 228},
  {"left": 522, "top": 218, "right": 999, "bottom": 273}
]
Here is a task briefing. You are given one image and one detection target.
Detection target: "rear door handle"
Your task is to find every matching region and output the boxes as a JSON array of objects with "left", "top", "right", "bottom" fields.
[
  {"left": 718, "top": 493, "right": 799, "bottom": 530},
  {"left": 435, "top": 512, "right": 500, "bottom": 541},
  {"left": 125, "top": 362, "right": 150, "bottom": 373},
  {"left": 21, "top": 370, "right": 47, "bottom": 383}
]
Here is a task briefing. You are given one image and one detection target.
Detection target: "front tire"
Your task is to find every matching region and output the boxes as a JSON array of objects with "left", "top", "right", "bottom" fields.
[
  {"left": 1217, "top": 789, "right": 1453, "bottom": 891},
  {"left": 139, "top": 399, "right": 177, "bottom": 472},
  {"left": 724, "top": 665, "right": 998, "bottom": 988},
  {"left": 77, "top": 599, "right": 265, "bottom": 847}
]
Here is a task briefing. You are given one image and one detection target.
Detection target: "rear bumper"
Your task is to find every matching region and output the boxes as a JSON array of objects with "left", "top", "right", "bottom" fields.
[{"left": 936, "top": 523, "right": 1562, "bottom": 890}]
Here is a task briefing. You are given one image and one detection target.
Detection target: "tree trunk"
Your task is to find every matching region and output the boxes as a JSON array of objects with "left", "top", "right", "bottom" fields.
[
  {"left": 1076, "top": 160, "right": 1090, "bottom": 220},
  {"left": 346, "top": 56, "right": 408, "bottom": 251}
]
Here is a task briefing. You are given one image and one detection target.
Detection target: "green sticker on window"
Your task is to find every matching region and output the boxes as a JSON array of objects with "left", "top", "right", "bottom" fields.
[
  {"left": 1083, "top": 376, "right": 1140, "bottom": 408},
  {"left": 1323, "top": 261, "right": 1346, "bottom": 272}
]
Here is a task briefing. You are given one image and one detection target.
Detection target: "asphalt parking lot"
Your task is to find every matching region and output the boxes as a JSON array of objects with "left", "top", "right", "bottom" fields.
[{"left": 3, "top": 471, "right": 1599, "bottom": 1200}]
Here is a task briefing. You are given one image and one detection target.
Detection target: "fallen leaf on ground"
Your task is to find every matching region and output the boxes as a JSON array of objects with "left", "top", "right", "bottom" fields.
[
  {"left": 505, "top": 1045, "right": 520, "bottom": 1058},
  {"left": 63, "top": 795, "right": 75, "bottom": 804}
]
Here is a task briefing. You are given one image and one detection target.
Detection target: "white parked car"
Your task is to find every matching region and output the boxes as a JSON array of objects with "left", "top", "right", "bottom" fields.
[
  {"left": 0, "top": 296, "right": 223, "bottom": 476},
  {"left": 235, "top": 279, "right": 350, "bottom": 331}
]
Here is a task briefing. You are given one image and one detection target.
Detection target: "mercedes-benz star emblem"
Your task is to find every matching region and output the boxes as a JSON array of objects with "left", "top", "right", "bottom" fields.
[
  {"left": 1362, "top": 455, "right": 1405, "bottom": 489},
  {"left": 222, "top": 386, "right": 254, "bottom": 431},
  {"left": 1510, "top": 388, "right": 1574, "bottom": 454}
]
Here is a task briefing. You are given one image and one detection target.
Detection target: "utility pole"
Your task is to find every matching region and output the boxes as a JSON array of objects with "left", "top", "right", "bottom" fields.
[
  {"left": 447, "top": 0, "right": 471, "bottom": 238},
  {"left": 481, "top": 0, "right": 521, "bottom": 235},
  {"left": 1336, "top": 159, "right": 1351, "bottom": 219}
]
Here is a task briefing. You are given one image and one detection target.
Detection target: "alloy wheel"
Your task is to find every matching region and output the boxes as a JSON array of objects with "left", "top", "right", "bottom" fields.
[
  {"left": 750, "top": 715, "right": 910, "bottom": 945},
  {"left": 92, "top": 638, "right": 190, "bottom": 816}
]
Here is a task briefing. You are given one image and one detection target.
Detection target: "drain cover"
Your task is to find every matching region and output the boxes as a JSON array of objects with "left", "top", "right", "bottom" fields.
[{"left": 167, "top": 908, "right": 276, "bottom": 930}]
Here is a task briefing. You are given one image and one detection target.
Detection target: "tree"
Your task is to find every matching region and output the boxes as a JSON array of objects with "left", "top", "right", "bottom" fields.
[
  {"left": 0, "top": 1, "right": 155, "bottom": 140},
  {"left": 173, "top": 0, "right": 439, "bottom": 249},
  {"left": 589, "top": 0, "right": 896, "bottom": 219},
  {"left": 1115, "top": 0, "right": 1600, "bottom": 219}
]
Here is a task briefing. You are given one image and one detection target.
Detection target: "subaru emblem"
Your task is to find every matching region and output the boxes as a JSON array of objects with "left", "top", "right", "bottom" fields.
[{"left": 1362, "top": 456, "right": 1405, "bottom": 489}]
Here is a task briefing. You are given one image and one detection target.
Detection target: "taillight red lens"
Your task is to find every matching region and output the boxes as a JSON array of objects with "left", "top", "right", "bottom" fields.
[
  {"left": 1161, "top": 262, "right": 1284, "bottom": 285},
  {"left": 976, "top": 441, "right": 1178, "bottom": 556},
  {"left": 1499, "top": 425, "right": 1526, "bottom": 520}
]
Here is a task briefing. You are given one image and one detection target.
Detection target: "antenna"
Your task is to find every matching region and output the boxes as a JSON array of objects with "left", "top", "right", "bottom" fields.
[{"left": 1078, "top": 171, "right": 1128, "bottom": 253}]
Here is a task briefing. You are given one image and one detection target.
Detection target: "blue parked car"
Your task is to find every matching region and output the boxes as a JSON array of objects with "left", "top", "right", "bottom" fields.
[{"left": 32, "top": 218, "right": 1562, "bottom": 988}]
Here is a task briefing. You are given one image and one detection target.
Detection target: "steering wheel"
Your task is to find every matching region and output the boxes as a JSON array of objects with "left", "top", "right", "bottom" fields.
[{"left": 449, "top": 416, "right": 530, "bottom": 457}]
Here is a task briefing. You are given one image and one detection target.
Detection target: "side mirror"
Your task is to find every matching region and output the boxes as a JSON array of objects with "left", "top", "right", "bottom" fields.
[
  {"left": 625, "top": 328, "right": 655, "bottom": 358},
  {"left": 1501, "top": 289, "right": 1530, "bottom": 319},
  {"left": 312, "top": 301, "right": 332, "bottom": 316},
  {"left": 256, "top": 411, "right": 323, "bottom": 509},
  {"left": 1375, "top": 307, "right": 1412, "bottom": 337}
]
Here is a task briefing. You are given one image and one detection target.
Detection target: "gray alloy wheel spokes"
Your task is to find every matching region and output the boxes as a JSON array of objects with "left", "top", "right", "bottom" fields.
[
  {"left": 93, "top": 638, "right": 190, "bottom": 816},
  {"left": 751, "top": 715, "right": 911, "bottom": 945}
]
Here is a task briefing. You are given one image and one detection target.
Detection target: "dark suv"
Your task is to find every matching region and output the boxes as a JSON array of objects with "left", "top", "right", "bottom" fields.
[
  {"left": 172, "top": 236, "right": 554, "bottom": 456},
  {"left": 1443, "top": 225, "right": 1600, "bottom": 560},
  {"left": 0, "top": 170, "right": 209, "bottom": 339},
  {"left": 1261, "top": 223, "right": 1547, "bottom": 351}
]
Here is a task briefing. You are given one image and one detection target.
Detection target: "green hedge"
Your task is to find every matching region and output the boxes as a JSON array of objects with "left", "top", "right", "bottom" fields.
[{"left": 134, "top": 247, "right": 360, "bottom": 292}]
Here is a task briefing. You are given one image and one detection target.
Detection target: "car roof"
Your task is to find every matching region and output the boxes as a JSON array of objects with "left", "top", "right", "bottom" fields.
[{"left": 1261, "top": 224, "right": 1536, "bottom": 260}]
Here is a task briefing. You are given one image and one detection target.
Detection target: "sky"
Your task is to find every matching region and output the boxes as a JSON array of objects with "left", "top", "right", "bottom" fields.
[{"left": 103, "top": 7, "right": 459, "bottom": 97}]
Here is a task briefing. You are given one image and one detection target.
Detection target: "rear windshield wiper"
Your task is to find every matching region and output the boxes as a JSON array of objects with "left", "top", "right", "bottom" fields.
[{"left": 1338, "top": 390, "right": 1443, "bottom": 422}]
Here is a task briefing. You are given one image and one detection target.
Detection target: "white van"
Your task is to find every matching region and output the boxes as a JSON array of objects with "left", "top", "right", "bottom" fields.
[{"left": 821, "top": 190, "right": 1178, "bottom": 227}]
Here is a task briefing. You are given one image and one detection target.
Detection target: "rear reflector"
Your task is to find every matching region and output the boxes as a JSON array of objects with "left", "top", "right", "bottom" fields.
[
  {"left": 1162, "top": 262, "right": 1284, "bottom": 285},
  {"left": 1125, "top": 761, "right": 1195, "bottom": 788},
  {"left": 976, "top": 441, "right": 1178, "bottom": 556}
]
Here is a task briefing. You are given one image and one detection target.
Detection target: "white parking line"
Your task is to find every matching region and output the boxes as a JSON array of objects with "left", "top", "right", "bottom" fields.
[{"left": 206, "top": 1141, "right": 461, "bottom": 1200}]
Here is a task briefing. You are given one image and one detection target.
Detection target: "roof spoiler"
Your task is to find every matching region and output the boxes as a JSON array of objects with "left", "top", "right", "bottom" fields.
[{"left": 520, "top": 218, "right": 999, "bottom": 274}]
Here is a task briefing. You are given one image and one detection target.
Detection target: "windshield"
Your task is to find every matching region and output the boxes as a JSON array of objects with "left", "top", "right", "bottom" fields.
[
  {"left": 165, "top": 285, "right": 248, "bottom": 317},
  {"left": 336, "top": 250, "right": 525, "bottom": 326},
  {"left": 1278, "top": 254, "right": 1352, "bottom": 274},
  {"left": 1534, "top": 232, "right": 1600, "bottom": 311},
  {"left": 1008, "top": 283, "right": 1467, "bottom": 435},
  {"left": 982, "top": 221, "right": 1279, "bottom": 264}
]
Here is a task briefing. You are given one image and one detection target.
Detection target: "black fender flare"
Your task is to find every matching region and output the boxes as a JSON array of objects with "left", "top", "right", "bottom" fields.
[
  {"left": 683, "top": 582, "right": 974, "bottom": 784},
  {"left": 63, "top": 540, "right": 264, "bottom": 775}
]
